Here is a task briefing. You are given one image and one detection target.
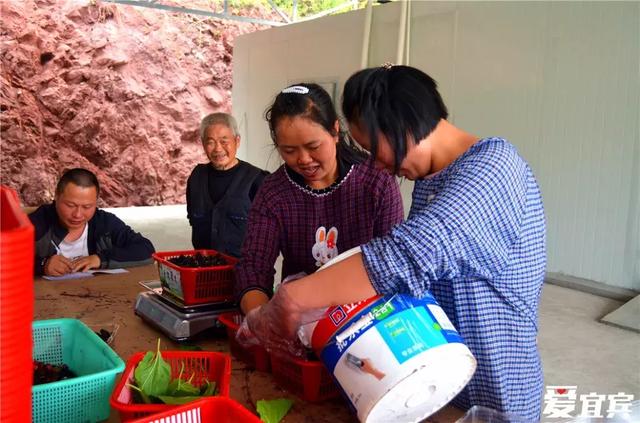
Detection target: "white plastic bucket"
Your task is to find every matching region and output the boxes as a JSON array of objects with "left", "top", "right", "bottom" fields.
[{"left": 299, "top": 248, "right": 477, "bottom": 423}]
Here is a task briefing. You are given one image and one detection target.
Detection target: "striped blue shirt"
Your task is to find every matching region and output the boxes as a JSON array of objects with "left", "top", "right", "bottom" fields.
[{"left": 361, "top": 137, "right": 546, "bottom": 421}]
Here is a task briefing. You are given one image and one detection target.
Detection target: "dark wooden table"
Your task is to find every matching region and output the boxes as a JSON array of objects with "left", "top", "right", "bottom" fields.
[{"left": 34, "top": 264, "right": 465, "bottom": 422}]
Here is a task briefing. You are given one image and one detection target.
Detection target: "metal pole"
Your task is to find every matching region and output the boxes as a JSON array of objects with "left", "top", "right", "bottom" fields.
[
  {"left": 103, "top": 0, "right": 286, "bottom": 27},
  {"left": 396, "top": 0, "right": 408, "bottom": 65},
  {"left": 266, "top": 0, "right": 292, "bottom": 23},
  {"left": 360, "top": 0, "right": 373, "bottom": 69}
]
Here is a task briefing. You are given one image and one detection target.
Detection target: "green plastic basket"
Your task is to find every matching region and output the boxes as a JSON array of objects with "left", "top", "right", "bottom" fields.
[{"left": 32, "top": 319, "right": 125, "bottom": 423}]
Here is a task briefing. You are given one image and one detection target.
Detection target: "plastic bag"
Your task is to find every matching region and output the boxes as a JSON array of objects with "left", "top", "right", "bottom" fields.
[
  {"left": 557, "top": 400, "right": 640, "bottom": 423},
  {"left": 456, "top": 406, "right": 530, "bottom": 423}
]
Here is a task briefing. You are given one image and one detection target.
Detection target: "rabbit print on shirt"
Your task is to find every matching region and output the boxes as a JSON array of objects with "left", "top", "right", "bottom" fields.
[{"left": 312, "top": 226, "right": 338, "bottom": 267}]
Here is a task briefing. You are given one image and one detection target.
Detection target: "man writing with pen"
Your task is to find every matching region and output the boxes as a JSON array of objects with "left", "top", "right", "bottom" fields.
[{"left": 29, "top": 168, "right": 155, "bottom": 277}]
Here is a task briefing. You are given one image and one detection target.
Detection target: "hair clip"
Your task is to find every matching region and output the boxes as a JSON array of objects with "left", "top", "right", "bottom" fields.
[
  {"left": 381, "top": 62, "right": 394, "bottom": 70},
  {"left": 282, "top": 85, "right": 309, "bottom": 94}
]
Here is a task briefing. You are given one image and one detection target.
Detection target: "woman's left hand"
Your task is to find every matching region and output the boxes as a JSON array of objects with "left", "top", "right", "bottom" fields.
[{"left": 72, "top": 255, "right": 101, "bottom": 272}]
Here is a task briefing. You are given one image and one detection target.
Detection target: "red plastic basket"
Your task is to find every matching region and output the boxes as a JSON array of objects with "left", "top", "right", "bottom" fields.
[
  {"left": 129, "top": 397, "right": 261, "bottom": 423},
  {"left": 270, "top": 353, "right": 340, "bottom": 402},
  {"left": 0, "top": 186, "right": 34, "bottom": 423},
  {"left": 110, "top": 350, "right": 231, "bottom": 421},
  {"left": 152, "top": 249, "right": 238, "bottom": 306},
  {"left": 218, "top": 312, "right": 271, "bottom": 372}
]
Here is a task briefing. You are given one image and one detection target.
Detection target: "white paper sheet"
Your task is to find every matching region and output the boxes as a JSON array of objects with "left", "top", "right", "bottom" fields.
[{"left": 42, "top": 268, "right": 129, "bottom": 281}]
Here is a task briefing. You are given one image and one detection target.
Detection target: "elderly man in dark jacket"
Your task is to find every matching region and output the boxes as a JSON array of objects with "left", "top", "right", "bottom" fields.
[
  {"left": 30, "top": 168, "right": 155, "bottom": 276},
  {"left": 186, "top": 113, "right": 268, "bottom": 257}
]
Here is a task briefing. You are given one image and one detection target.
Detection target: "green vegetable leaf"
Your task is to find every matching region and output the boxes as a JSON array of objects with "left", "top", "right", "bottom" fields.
[
  {"left": 156, "top": 395, "right": 204, "bottom": 405},
  {"left": 174, "top": 363, "right": 186, "bottom": 390},
  {"left": 130, "top": 339, "right": 221, "bottom": 405},
  {"left": 200, "top": 380, "right": 217, "bottom": 396},
  {"left": 166, "top": 363, "right": 198, "bottom": 396},
  {"left": 178, "top": 344, "right": 203, "bottom": 351},
  {"left": 167, "top": 378, "right": 201, "bottom": 397},
  {"left": 127, "top": 383, "right": 153, "bottom": 404},
  {"left": 257, "top": 399, "right": 294, "bottom": 423},
  {"left": 134, "top": 339, "right": 171, "bottom": 397},
  {"left": 138, "top": 390, "right": 154, "bottom": 404}
]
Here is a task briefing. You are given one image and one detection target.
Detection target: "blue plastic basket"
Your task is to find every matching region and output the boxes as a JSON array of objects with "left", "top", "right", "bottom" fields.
[{"left": 32, "top": 319, "right": 125, "bottom": 423}]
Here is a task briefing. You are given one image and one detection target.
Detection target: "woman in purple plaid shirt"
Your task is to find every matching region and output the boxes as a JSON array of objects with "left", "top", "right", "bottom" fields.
[
  {"left": 235, "top": 83, "right": 404, "bottom": 315},
  {"left": 241, "top": 66, "right": 547, "bottom": 421}
]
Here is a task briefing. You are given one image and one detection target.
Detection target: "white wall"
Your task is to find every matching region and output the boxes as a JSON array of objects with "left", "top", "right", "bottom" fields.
[
  {"left": 231, "top": 1, "right": 640, "bottom": 291},
  {"left": 105, "top": 205, "right": 191, "bottom": 252},
  {"left": 232, "top": 10, "right": 366, "bottom": 171}
]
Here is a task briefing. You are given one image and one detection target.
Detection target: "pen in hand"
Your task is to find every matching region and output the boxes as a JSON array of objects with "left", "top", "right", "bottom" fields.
[
  {"left": 50, "top": 240, "right": 62, "bottom": 255},
  {"left": 45, "top": 241, "right": 73, "bottom": 275}
]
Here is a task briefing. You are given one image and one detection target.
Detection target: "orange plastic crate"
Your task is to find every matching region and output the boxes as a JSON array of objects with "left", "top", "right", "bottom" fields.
[
  {"left": 110, "top": 350, "right": 231, "bottom": 421},
  {"left": 270, "top": 353, "right": 340, "bottom": 402},
  {"left": 218, "top": 312, "right": 271, "bottom": 372},
  {"left": 129, "top": 397, "right": 261, "bottom": 423},
  {"left": 153, "top": 249, "right": 238, "bottom": 306}
]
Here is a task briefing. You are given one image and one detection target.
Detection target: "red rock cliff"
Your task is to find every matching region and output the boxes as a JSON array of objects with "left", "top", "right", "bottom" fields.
[{"left": 1, "top": 0, "right": 267, "bottom": 206}]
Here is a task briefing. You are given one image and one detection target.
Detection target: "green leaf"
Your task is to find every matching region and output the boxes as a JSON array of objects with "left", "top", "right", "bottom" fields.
[
  {"left": 166, "top": 363, "right": 195, "bottom": 396},
  {"left": 156, "top": 395, "right": 204, "bottom": 405},
  {"left": 127, "top": 383, "right": 152, "bottom": 404},
  {"left": 201, "top": 380, "right": 217, "bottom": 397},
  {"left": 134, "top": 339, "right": 171, "bottom": 397},
  {"left": 167, "top": 378, "right": 201, "bottom": 397},
  {"left": 257, "top": 399, "right": 294, "bottom": 423},
  {"left": 178, "top": 344, "right": 202, "bottom": 351}
]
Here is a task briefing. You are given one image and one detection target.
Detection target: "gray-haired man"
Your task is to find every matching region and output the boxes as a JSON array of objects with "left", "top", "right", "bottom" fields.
[{"left": 186, "top": 113, "right": 268, "bottom": 257}]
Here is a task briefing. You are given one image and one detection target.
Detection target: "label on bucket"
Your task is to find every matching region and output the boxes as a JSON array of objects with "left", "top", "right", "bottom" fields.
[
  {"left": 308, "top": 293, "right": 476, "bottom": 423},
  {"left": 319, "top": 294, "right": 463, "bottom": 372}
]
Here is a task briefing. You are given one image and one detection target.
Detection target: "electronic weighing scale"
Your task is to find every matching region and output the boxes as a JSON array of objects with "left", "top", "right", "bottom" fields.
[{"left": 134, "top": 281, "right": 237, "bottom": 342}]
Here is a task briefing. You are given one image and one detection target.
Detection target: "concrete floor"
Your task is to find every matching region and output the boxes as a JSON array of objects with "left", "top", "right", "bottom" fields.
[
  {"left": 538, "top": 285, "right": 639, "bottom": 398},
  {"left": 108, "top": 204, "right": 640, "bottom": 413}
]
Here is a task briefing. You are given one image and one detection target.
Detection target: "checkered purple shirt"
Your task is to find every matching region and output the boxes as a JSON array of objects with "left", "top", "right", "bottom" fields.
[
  {"left": 235, "top": 163, "right": 404, "bottom": 299},
  {"left": 361, "top": 137, "right": 546, "bottom": 420}
]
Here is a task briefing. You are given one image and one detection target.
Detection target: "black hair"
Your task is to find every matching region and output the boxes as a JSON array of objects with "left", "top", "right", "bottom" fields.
[
  {"left": 342, "top": 65, "right": 448, "bottom": 172},
  {"left": 55, "top": 168, "right": 100, "bottom": 196},
  {"left": 265, "top": 82, "right": 368, "bottom": 165}
]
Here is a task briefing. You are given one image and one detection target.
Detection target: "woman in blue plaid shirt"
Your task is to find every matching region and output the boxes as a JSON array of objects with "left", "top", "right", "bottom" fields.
[{"left": 243, "top": 65, "right": 546, "bottom": 420}]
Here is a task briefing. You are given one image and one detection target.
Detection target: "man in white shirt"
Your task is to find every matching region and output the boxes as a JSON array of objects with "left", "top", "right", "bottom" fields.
[{"left": 29, "top": 168, "right": 155, "bottom": 276}]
